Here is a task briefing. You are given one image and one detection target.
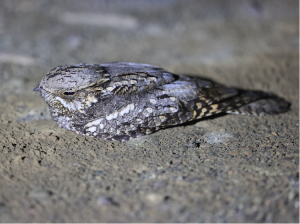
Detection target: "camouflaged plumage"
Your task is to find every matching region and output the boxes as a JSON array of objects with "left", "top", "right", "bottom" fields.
[{"left": 34, "top": 62, "right": 290, "bottom": 141}]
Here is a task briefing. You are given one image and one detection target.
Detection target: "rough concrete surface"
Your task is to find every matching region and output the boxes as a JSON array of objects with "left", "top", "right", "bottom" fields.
[{"left": 0, "top": 0, "right": 299, "bottom": 222}]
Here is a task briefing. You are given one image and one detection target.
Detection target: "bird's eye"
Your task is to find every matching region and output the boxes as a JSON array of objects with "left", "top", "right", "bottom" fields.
[{"left": 63, "top": 92, "right": 75, "bottom": 95}]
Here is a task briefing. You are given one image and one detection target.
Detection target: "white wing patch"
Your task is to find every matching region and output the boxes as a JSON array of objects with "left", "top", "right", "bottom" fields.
[
  {"left": 106, "top": 103, "right": 135, "bottom": 120},
  {"left": 85, "top": 118, "right": 104, "bottom": 128},
  {"left": 106, "top": 111, "right": 119, "bottom": 120},
  {"left": 87, "top": 126, "right": 97, "bottom": 132},
  {"left": 119, "top": 103, "right": 135, "bottom": 116}
]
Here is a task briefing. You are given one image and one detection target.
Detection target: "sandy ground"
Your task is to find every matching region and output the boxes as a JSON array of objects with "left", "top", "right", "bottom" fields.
[{"left": 0, "top": 0, "right": 299, "bottom": 222}]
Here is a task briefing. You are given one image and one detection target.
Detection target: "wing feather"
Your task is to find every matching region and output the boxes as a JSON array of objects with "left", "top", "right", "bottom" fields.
[{"left": 99, "top": 62, "right": 176, "bottom": 95}]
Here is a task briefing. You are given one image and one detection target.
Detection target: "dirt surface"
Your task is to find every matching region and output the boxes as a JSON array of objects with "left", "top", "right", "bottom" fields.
[{"left": 0, "top": 0, "right": 299, "bottom": 222}]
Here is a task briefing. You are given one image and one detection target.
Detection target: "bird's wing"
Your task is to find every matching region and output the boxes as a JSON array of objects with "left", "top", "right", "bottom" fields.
[{"left": 98, "top": 62, "right": 176, "bottom": 95}]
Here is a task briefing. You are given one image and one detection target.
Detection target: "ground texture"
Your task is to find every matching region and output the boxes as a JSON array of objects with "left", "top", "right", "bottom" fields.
[{"left": 0, "top": 0, "right": 299, "bottom": 222}]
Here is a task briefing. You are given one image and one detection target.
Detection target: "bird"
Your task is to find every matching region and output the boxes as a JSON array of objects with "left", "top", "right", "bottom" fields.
[{"left": 33, "top": 62, "right": 290, "bottom": 141}]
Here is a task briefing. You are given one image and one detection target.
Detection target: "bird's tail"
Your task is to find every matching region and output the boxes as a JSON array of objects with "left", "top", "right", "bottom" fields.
[
  {"left": 189, "top": 86, "right": 290, "bottom": 120},
  {"left": 225, "top": 92, "right": 290, "bottom": 116}
]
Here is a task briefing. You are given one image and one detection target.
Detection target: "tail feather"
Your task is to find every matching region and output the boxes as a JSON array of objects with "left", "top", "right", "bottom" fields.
[
  {"left": 190, "top": 88, "right": 290, "bottom": 120},
  {"left": 226, "top": 97, "right": 290, "bottom": 116}
]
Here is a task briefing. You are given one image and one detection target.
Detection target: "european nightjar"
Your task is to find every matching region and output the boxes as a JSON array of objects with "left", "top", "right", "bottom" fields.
[{"left": 33, "top": 62, "right": 290, "bottom": 141}]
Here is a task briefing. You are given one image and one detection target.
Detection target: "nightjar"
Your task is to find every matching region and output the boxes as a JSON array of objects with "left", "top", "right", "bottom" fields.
[{"left": 33, "top": 62, "right": 290, "bottom": 141}]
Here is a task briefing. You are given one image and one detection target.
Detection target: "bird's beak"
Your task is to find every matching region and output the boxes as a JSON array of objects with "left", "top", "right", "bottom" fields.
[{"left": 33, "top": 85, "right": 41, "bottom": 92}]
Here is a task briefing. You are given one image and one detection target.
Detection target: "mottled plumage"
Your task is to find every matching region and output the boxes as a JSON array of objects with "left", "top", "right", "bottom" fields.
[{"left": 33, "top": 62, "right": 290, "bottom": 141}]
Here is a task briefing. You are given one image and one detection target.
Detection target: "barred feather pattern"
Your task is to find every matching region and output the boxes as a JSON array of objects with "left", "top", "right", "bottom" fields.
[{"left": 34, "top": 62, "right": 290, "bottom": 141}]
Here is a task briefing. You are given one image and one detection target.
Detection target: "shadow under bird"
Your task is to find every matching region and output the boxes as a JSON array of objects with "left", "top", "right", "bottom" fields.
[{"left": 33, "top": 62, "right": 290, "bottom": 141}]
